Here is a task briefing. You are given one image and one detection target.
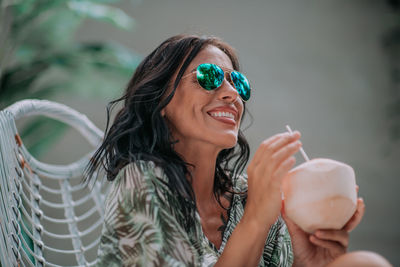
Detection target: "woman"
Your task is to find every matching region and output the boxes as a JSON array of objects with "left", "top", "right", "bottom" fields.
[{"left": 87, "top": 34, "right": 374, "bottom": 266}]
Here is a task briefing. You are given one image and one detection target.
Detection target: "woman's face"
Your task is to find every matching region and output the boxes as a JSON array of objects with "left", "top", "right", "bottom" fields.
[{"left": 163, "top": 45, "right": 244, "bottom": 151}]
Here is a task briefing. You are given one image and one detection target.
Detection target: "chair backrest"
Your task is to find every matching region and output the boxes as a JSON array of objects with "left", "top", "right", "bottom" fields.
[{"left": 0, "top": 99, "right": 109, "bottom": 267}]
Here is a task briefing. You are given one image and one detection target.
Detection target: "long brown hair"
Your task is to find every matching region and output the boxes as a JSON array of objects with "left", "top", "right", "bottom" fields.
[{"left": 86, "top": 34, "right": 250, "bottom": 232}]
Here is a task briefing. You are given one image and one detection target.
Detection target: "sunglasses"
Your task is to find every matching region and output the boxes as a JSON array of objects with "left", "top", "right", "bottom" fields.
[{"left": 183, "top": 63, "right": 251, "bottom": 101}]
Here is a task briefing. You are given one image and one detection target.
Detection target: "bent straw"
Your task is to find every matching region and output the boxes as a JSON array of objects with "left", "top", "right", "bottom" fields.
[{"left": 286, "top": 125, "right": 310, "bottom": 162}]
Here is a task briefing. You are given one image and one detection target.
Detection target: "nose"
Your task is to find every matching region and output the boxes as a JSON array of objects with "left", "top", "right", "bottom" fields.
[{"left": 217, "top": 76, "right": 240, "bottom": 103}]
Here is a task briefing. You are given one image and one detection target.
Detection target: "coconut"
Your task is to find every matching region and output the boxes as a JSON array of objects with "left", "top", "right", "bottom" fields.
[{"left": 282, "top": 158, "right": 357, "bottom": 233}]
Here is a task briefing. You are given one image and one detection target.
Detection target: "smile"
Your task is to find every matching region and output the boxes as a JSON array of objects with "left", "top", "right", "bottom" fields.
[
  {"left": 208, "top": 112, "right": 236, "bottom": 126},
  {"left": 209, "top": 111, "right": 235, "bottom": 119}
]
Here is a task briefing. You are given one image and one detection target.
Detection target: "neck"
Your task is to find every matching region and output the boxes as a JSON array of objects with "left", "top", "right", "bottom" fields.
[{"left": 173, "top": 140, "right": 221, "bottom": 207}]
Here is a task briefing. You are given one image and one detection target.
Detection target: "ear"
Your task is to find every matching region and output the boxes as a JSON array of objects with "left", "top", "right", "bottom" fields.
[{"left": 161, "top": 109, "right": 166, "bottom": 117}]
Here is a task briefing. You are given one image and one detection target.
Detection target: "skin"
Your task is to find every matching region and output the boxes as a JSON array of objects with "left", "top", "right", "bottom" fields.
[
  {"left": 326, "top": 251, "right": 393, "bottom": 267},
  {"left": 163, "top": 45, "right": 366, "bottom": 267},
  {"left": 163, "top": 45, "right": 242, "bottom": 249}
]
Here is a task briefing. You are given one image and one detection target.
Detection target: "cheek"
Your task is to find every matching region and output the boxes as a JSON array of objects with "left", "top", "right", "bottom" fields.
[
  {"left": 164, "top": 96, "right": 199, "bottom": 132},
  {"left": 237, "top": 103, "right": 245, "bottom": 125}
]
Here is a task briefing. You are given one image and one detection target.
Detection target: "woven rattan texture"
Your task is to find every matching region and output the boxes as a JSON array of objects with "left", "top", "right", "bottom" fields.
[{"left": 0, "top": 100, "right": 108, "bottom": 267}]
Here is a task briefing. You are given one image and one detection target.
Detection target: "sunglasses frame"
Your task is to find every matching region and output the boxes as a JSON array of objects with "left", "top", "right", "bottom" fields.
[{"left": 181, "top": 63, "right": 251, "bottom": 102}]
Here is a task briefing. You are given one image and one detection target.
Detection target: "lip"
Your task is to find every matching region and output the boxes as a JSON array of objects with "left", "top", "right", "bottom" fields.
[{"left": 207, "top": 106, "right": 239, "bottom": 126}]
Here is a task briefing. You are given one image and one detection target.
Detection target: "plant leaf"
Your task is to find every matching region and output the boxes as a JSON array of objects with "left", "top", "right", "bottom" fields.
[
  {"left": 13, "top": 7, "right": 83, "bottom": 49},
  {"left": 12, "top": 0, "right": 63, "bottom": 28},
  {"left": 67, "top": 0, "right": 134, "bottom": 30},
  {"left": 77, "top": 42, "right": 141, "bottom": 73},
  {"left": 0, "top": 60, "right": 50, "bottom": 108},
  {"left": 1, "top": 0, "right": 26, "bottom": 9}
]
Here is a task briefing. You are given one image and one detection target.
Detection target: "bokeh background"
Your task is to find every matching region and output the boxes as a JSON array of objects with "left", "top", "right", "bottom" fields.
[{"left": 2, "top": 0, "right": 399, "bottom": 265}]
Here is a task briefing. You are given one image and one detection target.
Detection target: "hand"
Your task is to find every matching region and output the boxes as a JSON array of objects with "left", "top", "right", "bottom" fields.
[
  {"left": 283, "top": 196, "right": 366, "bottom": 267},
  {"left": 243, "top": 131, "right": 302, "bottom": 229}
]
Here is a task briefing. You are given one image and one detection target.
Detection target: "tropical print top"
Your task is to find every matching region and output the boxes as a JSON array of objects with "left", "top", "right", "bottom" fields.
[{"left": 97, "top": 160, "right": 294, "bottom": 267}]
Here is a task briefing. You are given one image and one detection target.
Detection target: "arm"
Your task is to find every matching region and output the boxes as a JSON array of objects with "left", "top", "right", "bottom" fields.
[
  {"left": 215, "top": 132, "right": 301, "bottom": 267},
  {"left": 215, "top": 214, "right": 275, "bottom": 267},
  {"left": 99, "top": 130, "right": 301, "bottom": 267}
]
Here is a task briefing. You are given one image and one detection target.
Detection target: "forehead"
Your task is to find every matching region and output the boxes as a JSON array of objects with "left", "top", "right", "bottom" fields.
[{"left": 188, "top": 45, "right": 233, "bottom": 71}]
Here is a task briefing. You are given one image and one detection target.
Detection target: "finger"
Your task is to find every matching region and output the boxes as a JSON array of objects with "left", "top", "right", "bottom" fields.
[
  {"left": 273, "top": 156, "right": 296, "bottom": 182},
  {"left": 252, "top": 132, "right": 298, "bottom": 166},
  {"left": 356, "top": 185, "right": 359, "bottom": 193},
  {"left": 314, "top": 230, "right": 349, "bottom": 248},
  {"left": 309, "top": 235, "right": 346, "bottom": 255},
  {"left": 268, "top": 131, "right": 301, "bottom": 154},
  {"left": 271, "top": 140, "right": 302, "bottom": 168},
  {"left": 267, "top": 157, "right": 296, "bottom": 194},
  {"left": 344, "top": 197, "right": 365, "bottom": 232},
  {"left": 251, "top": 134, "right": 285, "bottom": 165}
]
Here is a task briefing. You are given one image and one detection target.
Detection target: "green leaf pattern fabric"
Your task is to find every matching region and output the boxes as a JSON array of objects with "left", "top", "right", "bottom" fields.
[{"left": 97, "top": 161, "right": 294, "bottom": 266}]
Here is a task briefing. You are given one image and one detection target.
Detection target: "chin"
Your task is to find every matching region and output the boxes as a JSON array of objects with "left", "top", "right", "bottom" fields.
[{"left": 218, "top": 134, "right": 238, "bottom": 149}]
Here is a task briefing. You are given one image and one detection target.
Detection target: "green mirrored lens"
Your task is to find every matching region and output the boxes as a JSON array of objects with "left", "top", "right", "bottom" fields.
[
  {"left": 231, "top": 71, "right": 251, "bottom": 101},
  {"left": 197, "top": 63, "right": 224, "bottom": 90}
]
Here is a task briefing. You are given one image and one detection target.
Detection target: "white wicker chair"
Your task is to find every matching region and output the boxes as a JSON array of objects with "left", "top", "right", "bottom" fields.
[{"left": 0, "top": 99, "right": 109, "bottom": 267}]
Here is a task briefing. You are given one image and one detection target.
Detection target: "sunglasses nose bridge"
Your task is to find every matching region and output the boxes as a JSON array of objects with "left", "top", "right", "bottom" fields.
[{"left": 218, "top": 72, "right": 240, "bottom": 101}]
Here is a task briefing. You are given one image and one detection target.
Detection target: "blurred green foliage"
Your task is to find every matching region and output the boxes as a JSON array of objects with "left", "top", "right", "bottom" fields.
[{"left": 0, "top": 0, "right": 141, "bottom": 157}]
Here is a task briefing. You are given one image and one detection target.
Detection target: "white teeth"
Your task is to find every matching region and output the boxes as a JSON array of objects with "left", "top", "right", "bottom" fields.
[{"left": 210, "top": 112, "right": 235, "bottom": 119}]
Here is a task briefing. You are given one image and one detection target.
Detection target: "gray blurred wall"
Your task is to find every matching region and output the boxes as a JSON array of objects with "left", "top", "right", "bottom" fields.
[{"left": 42, "top": 0, "right": 400, "bottom": 264}]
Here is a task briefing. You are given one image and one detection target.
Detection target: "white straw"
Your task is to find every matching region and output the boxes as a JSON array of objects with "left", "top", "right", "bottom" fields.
[{"left": 285, "top": 125, "right": 310, "bottom": 162}]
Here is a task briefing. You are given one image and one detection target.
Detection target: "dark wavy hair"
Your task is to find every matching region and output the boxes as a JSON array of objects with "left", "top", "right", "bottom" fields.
[{"left": 85, "top": 34, "right": 250, "bottom": 232}]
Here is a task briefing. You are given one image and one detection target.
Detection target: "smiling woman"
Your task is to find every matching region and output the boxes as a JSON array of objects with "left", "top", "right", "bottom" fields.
[
  {"left": 163, "top": 46, "right": 244, "bottom": 153},
  {"left": 85, "top": 34, "right": 387, "bottom": 267}
]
